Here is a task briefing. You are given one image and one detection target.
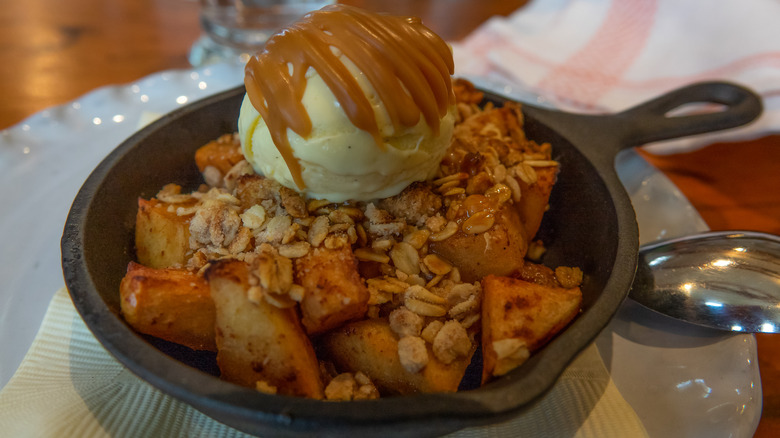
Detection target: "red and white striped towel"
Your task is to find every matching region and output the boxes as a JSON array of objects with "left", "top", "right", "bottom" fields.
[{"left": 452, "top": 0, "right": 780, "bottom": 153}]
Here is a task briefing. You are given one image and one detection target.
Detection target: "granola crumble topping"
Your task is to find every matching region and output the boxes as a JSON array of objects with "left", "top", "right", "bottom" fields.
[{"left": 138, "top": 79, "right": 576, "bottom": 396}]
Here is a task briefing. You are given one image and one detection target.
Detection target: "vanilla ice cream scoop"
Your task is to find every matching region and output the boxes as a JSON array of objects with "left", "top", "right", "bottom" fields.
[{"left": 239, "top": 5, "right": 456, "bottom": 202}]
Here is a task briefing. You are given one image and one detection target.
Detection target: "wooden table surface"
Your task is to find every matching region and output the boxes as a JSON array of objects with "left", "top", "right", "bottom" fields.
[{"left": 1, "top": 0, "right": 777, "bottom": 435}]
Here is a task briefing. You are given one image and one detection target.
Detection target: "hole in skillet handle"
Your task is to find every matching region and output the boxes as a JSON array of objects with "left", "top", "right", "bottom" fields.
[
  {"left": 615, "top": 81, "right": 763, "bottom": 147},
  {"left": 664, "top": 102, "right": 727, "bottom": 118}
]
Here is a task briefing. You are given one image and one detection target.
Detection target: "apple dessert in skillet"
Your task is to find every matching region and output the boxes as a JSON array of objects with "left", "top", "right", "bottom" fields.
[{"left": 119, "top": 4, "right": 583, "bottom": 400}]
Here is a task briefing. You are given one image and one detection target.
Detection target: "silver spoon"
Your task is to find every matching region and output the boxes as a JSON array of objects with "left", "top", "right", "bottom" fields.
[{"left": 629, "top": 230, "right": 780, "bottom": 333}]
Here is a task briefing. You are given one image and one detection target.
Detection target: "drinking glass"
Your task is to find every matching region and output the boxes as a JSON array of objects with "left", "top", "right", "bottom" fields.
[{"left": 190, "top": 0, "right": 335, "bottom": 66}]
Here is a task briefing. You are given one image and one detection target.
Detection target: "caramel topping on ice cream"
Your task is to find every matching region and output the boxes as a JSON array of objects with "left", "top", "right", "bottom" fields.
[{"left": 243, "top": 4, "right": 455, "bottom": 189}]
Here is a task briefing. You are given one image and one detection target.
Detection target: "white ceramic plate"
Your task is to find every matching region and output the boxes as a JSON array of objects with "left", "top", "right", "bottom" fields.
[{"left": 0, "top": 63, "right": 761, "bottom": 437}]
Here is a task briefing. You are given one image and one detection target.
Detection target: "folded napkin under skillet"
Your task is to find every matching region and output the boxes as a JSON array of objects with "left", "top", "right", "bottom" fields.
[{"left": 0, "top": 288, "right": 647, "bottom": 437}]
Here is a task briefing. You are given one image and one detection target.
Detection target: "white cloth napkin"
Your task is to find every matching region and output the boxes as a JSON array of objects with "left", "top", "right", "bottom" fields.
[
  {"left": 0, "top": 288, "right": 647, "bottom": 437},
  {"left": 451, "top": 0, "right": 780, "bottom": 154}
]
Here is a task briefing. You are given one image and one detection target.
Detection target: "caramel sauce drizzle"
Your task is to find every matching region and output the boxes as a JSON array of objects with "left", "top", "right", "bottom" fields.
[{"left": 244, "top": 4, "right": 455, "bottom": 190}]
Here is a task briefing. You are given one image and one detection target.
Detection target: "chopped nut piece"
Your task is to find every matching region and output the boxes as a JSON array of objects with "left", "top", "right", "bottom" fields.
[
  {"left": 403, "top": 229, "right": 431, "bottom": 249},
  {"left": 526, "top": 240, "right": 547, "bottom": 261},
  {"left": 278, "top": 241, "right": 311, "bottom": 258},
  {"left": 491, "top": 339, "right": 530, "bottom": 376},
  {"left": 425, "top": 215, "right": 447, "bottom": 233},
  {"left": 425, "top": 274, "right": 444, "bottom": 289},
  {"left": 405, "top": 274, "right": 426, "bottom": 287},
  {"left": 279, "top": 186, "right": 307, "bottom": 218},
  {"left": 354, "top": 248, "right": 391, "bottom": 264},
  {"left": 240, "top": 205, "right": 267, "bottom": 229},
  {"left": 449, "top": 294, "right": 479, "bottom": 319},
  {"left": 324, "top": 372, "right": 380, "bottom": 401},
  {"left": 325, "top": 373, "right": 357, "bottom": 401},
  {"left": 365, "top": 203, "right": 406, "bottom": 237},
  {"left": 188, "top": 251, "right": 210, "bottom": 272},
  {"left": 294, "top": 216, "right": 314, "bottom": 227},
  {"left": 459, "top": 313, "right": 480, "bottom": 329},
  {"left": 428, "top": 221, "right": 458, "bottom": 241},
  {"left": 323, "top": 233, "right": 350, "bottom": 249},
  {"left": 368, "top": 221, "right": 406, "bottom": 238},
  {"left": 378, "top": 182, "right": 443, "bottom": 227},
  {"left": 247, "top": 285, "right": 263, "bottom": 304},
  {"left": 448, "top": 267, "right": 461, "bottom": 283},
  {"left": 308, "top": 215, "right": 330, "bottom": 247},
  {"left": 432, "top": 320, "right": 472, "bottom": 364},
  {"left": 364, "top": 203, "right": 393, "bottom": 224},
  {"left": 253, "top": 252, "right": 293, "bottom": 295},
  {"left": 462, "top": 211, "right": 495, "bottom": 234},
  {"left": 227, "top": 226, "right": 253, "bottom": 254},
  {"left": 202, "top": 166, "right": 223, "bottom": 188},
  {"left": 485, "top": 183, "right": 512, "bottom": 205},
  {"left": 389, "top": 307, "right": 424, "bottom": 338},
  {"left": 405, "top": 285, "right": 447, "bottom": 305},
  {"left": 257, "top": 215, "right": 292, "bottom": 245},
  {"left": 433, "top": 172, "right": 468, "bottom": 186},
  {"left": 397, "top": 336, "right": 429, "bottom": 373},
  {"left": 189, "top": 199, "right": 241, "bottom": 248},
  {"left": 447, "top": 283, "right": 480, "bottom": 307},
  {"left": 155, "top": 184, "right": 191, "bottom": 204},
  {"left": 328, "top": 223, "right": 351, "bottom": 233},
  {"left": 422, "top": 254, "right": 452, "bottom": 276},
  {"left": 504, "top": 175, "right": 522, "bottom": 203},
  {"left": 288, "top": 284, "right": 306, "bottom": 302},
  {"left": 255, "top": 380, "right": 278, "bottom": 394},
  {"left": 555, "top": 266, "right": 584, "bottom": 289},
  {"left": 524, "top": 160, "right": 559, "bottom": 168},
  {"left": 404, "top": 298, "right": 447, "bottom": 317},
  {"left": 367, "top": 276, "right": 409, "bottom": 295},
  {"left": 442, "top": 187, "right": 466, "bottom": 197},
  {"left": 371, "top": 238, "right": 395, "bottom": 251},
  {"left": 421, "top": 320, "right": 444, "bottom": 344},
  {"left": 281, "top": 222, "right": 301, "bottom": 244},
  {"left": 465, "top": 171, "right": 493, "bottom": 195},
  {"left": 353, "top": 379, "right": 380, "bottom": 400},
  {"left": 355, "top": 223, "right": 368, "bottom": 246},
  {"left": 223, "top": 160, "right": 254, "bottom": 191},
  {"left": 329, "top": 208, "right": 355, "bottom": 225},
  {"left": 513, "top": 162, "right": 537, "bottom": 185},
  {"left": 491, "top": 164, "right": 507, "bottom": 183},
  {"left": 390, "top": 242, "right": 420, "bottom": 275},
  {"left": 353, "top": 371, "right": 372, "bottom": 386},
  {"left": 307, "top": 198, "right": 332, "bottom": 212},
  {"left": 437, "top": 179, "right": 461, "bottom": 192},
  {"left": 263, "top": 292, "right": 298, "bottom": 309}
]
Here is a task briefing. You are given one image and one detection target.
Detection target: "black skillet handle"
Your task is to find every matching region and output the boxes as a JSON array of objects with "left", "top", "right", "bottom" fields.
[
  {"left": 519, "top": 81, "right": 763, "bottom": 170},
  {"left": 613, "top": 81, "right": 763, "bottom": 147}
]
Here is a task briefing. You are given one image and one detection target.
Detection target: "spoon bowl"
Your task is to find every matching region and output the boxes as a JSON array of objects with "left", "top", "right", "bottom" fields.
[{"left": 631, "top": 230, "right": 780, "bottom": 333}]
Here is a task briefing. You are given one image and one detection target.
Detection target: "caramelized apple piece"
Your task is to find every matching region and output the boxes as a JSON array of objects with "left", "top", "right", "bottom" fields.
[
  {"left": 194, "top": 134, "right": 244, "bottom": 175},
  {"left": 135, "top": 197, "right": 194, "bottom": 269},
  {"left": 481, "top": 275, "right": 581, "bottom": 382},
  {"left": 429, "top": 205, "right": 528, "bottom": 282},
  {"left": 206, "top": 259, "right": 324, "bottom": 398},
  {"left": 295, "top": 246, "right": 370, "bottom": 334},
  {"left": 120, "top": 262, "right": 215, "bottom": 351},
  {"left": 321, "top": 319, "right": 475, "bottom": 395}
]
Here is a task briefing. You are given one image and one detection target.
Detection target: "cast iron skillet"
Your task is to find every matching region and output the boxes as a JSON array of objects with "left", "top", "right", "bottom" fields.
[{"left": 61, "top": 81, "right": 761, "bottom": 437}]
